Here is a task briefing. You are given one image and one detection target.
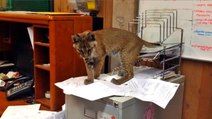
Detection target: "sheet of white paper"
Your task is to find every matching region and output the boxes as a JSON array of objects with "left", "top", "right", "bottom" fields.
[
  {"left": 55, "top": 67, "right": 180, "bottom": 109},
  {"left": 55, "top": 76, "right": 86, "bottom": 90},
  {"left": 27, "top": 26, "right": 34, "bottom": 50},
  {"left": 17, "top": 110, "right": 57, "bottom": 119},
  {"left": 1, "top": 104, "right": 41, "bottom": 119},
  {"left": 126, "top": 77, "right": 179, "bottom": 109},
  {"left": 61, "top": 74, "right": 126, "bottom": 100},
  {"left": 25, "top": 110, "right": 64, "bottom": 119},
  {"left": 64, "top": 82, "right": 117, "bottom": 101},
  {"left": 1, "top": 104, "right": 64, "bottom": 119}
]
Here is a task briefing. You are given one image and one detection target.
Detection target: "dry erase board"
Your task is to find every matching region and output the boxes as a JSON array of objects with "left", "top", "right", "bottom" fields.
[{"left": 139, "top": 0, "right": 212, "bottom": 62}]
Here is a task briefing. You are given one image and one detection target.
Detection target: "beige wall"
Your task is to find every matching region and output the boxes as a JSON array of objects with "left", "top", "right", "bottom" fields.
[
  {"left": 0, "top": 0, "right": 7, "bottom": 8},
  {"left": 112, "top": 0, "right": 138, "bottom": 31}
]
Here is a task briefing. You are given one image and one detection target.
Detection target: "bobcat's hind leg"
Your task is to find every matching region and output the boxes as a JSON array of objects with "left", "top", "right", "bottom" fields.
[
  {"left": 111, "top": 56, "right": 135, "bottom": 85},
  {"left": 111, "top": 74, "right": 133, "bottom": 85},
  {"left": 111, "top": 46, "right": 140, "bottom": 85},
  {"left": 111, "top": 60, "right": 134, "bottom": 85}
]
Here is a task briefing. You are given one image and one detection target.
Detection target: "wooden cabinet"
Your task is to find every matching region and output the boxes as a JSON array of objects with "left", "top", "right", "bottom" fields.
[{"left": 0, "top": 12, "right": 92, "bottom": 110}]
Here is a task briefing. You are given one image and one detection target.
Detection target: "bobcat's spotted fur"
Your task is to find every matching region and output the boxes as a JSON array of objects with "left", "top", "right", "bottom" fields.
[{"left": 72, "top": 28, "right": 159, "bottom": 85}]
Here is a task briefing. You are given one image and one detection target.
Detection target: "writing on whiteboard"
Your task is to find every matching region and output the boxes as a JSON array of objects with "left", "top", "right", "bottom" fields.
[
  {"left": 193, "top": 29, "right": 212, "bottom": 36},
  {"left": 139, "top": 0, "right": 212, "bottom": 61},
  {"left": 192, "top": 44, "right": 212, "bottom": 51},
  {"left": 194, "top": 3, "right": 212, "bottom": 25}
]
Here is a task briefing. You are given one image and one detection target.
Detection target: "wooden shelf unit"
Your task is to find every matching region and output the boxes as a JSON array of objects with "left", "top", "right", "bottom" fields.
[{"left": 0, "top": 12, "right": 92, "bottom": 110}]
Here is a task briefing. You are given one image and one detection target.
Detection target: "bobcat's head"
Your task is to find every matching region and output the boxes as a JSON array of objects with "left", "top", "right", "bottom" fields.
[{"left": 72, "top": 31, "right": 97, "bottom": 59}]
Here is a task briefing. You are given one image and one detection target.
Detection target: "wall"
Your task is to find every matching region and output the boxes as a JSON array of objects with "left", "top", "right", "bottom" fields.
[
  {"left": 112, "top": 0, "right": 138, "bottom": 31},
  {"left": 54, "top": 0, "right": 71, "bottom": 12},
  {"left": 54, "top": 0, "right": 212, "bottom": 119},
  {"left": 54, "top": 0, "right": 113, "bottom": 28}
]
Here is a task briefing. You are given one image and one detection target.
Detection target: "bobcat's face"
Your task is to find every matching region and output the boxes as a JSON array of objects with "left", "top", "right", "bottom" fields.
[{"left": 72, "top": 32, "right": 96, "bottom": 59}]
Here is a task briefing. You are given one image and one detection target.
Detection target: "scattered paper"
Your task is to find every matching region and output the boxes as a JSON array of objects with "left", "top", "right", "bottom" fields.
[
  {"left": 1, "top": 104, "right": 65, "bottom": 119},
  {"left": 125, "top": 77, "right": 179, "bottom": 108},
  {"left": 1, "top": 104, "right": 41, "bottom": 119},
  {"left": 55, "top": 67, "right": 180, "bottom": 109}
]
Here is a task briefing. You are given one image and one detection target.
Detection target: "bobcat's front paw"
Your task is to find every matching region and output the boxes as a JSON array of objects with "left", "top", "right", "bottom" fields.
[{"left": 84, "top": 79, "right": 94, "bottom": 85}]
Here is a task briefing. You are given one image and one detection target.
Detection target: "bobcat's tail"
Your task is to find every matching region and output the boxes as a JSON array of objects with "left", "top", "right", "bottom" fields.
[{"left": 142, "top": 40, "right": 161, "bottom": 48}]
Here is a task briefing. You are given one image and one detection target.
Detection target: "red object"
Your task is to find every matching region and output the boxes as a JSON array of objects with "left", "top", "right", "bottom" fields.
[{"left": 144, "top": 103, "right": 155, "bottom": 119}]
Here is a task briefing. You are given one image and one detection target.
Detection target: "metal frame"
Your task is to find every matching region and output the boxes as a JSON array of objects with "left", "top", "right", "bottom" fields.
[{"left": 128, "top": 9, "right": 184, "bottom": 80}]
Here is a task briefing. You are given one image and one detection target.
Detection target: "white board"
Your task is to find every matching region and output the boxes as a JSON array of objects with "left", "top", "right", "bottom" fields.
[{"left": 139, "top": 0, "right": 212, "bottom": 62}]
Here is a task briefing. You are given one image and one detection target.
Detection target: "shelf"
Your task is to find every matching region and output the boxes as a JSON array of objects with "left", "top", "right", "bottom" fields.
[
  {"left": 35, "top": 98, "right": 50, "bottom": 108},
  {"left": 35, "top": 64, "right": 50, "bottom": 71},
  {"left": 34, "top": 45, "right": 49, "bottom": 65},
  {"left": 34, "top": 42, "right": 50, "bottom": 47},
  {"left": 33, "top": 26, "right": 49, "bottom": 43}
]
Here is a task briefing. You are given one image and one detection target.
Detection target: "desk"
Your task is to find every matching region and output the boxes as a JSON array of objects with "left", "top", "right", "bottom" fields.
[{"left": 0, "top": 11, "right": 92, "bottom": 110}]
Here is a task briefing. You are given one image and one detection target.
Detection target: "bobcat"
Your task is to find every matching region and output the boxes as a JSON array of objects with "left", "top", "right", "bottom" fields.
[{"left": 72, "top": 28, "right": 159, "bottom": 85}]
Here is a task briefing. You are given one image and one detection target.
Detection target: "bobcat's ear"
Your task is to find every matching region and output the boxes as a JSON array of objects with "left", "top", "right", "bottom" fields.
[
  {"left": 87, "top": 32, "right": 95, "bottom": 42},
  {"left": 72, "top": 34, "right": 81, "bottom": 43}
]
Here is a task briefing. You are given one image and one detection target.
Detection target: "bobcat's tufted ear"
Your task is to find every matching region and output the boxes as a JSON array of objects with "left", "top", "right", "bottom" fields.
[
  {"left": 72, "top": 34, "right": 81, "bottom": 43},
  {"left": 87, "top": 32, "right": 95, "bottom": 42}
]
